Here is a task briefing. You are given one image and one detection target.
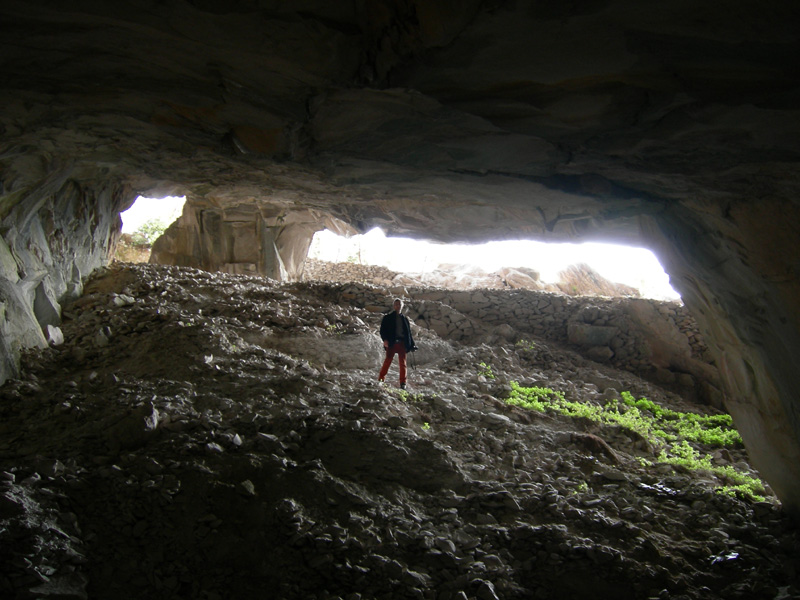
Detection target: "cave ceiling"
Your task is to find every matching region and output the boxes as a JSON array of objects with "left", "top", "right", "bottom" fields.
[
  {"left": 2, "top": 0, "right": 795, "bottom": 245},
  {"left": 2, "top": 1, "right": 800, "bottom": 513}
]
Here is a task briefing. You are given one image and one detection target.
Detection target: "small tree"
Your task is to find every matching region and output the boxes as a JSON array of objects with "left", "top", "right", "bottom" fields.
[{"left": 130, "top": 218, "right": 170, "bottom": 246}]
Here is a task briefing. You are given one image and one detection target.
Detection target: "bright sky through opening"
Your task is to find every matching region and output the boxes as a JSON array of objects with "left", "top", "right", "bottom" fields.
[
  {"left": 120, "top": 196, "right": 185, "bottom": 233},
  {"left": 122, "top": 196, "right": 680, "bottom": 301},
  {"left": 310, "top": 228, "right": 681, "bottom": 301}
]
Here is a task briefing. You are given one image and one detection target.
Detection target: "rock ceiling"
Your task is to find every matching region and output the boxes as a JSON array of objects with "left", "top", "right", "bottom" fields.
[{"left": 0, "top": 1, "right": 799, "bottom": 512}]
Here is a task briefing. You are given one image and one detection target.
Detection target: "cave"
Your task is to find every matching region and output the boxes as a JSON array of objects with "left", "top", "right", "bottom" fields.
[{"left": 1, "top": 1, "right": 799, "bottom": 597}]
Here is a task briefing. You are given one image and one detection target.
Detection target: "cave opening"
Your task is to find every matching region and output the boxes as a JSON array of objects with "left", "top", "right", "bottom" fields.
[
  {"left": 307, "top": 226, "right": 681, "bottom": 301},
  {"left": 113, "top": 195, "right": 186, "bottom": 263},
  {"left": 1, "top": 0, "right": 800, "bottom": 595},
  {"left": 120, "top": 195, "right": 186, "bottom": 238}
]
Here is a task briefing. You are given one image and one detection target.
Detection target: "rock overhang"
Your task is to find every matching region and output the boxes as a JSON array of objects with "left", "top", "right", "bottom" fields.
[{"left": 1, "top": 0, "right": 799, "bottom": 514}]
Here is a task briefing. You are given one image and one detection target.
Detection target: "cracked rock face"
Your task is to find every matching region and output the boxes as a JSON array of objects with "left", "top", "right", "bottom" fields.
[{"left": 1, "top": 1, "right": 799, "bottom": 512}]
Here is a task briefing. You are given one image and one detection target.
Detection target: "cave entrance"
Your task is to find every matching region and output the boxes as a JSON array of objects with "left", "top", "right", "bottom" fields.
[
  {"left": 116, "top": 195, "right": 185, "bottom": 262},
  {"left": 308, "top": 227, "right": 680, "bottom": 301}
]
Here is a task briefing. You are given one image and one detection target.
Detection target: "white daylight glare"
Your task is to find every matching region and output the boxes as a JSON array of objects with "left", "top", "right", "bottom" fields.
[
  {"left": 120, "top": 196, "right": 186, "bottom": 233},
  {"left": 309, "top": 227, "right": 681, "bottom": 301}
]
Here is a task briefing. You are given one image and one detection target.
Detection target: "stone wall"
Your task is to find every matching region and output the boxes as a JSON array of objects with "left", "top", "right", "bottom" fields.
[
  {"left": 303, "top": 258, "right": 398, "bottom": 286},
  {"left": 331, "top": 281, "right": 720, "bottom": 405}
]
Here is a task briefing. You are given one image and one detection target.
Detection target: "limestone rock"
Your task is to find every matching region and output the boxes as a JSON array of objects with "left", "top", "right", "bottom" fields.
[
  {"left": 555, "top": 264, "right": 639, "bottom": 298},
  {"left": 45, "top": 324, "right": 64, "bottom": 346},
  {"left": 0, "top": 0, "right": 799, "bottom": 518}
]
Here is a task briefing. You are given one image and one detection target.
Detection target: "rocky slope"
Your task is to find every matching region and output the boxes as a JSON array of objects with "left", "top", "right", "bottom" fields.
[
  {"left": 2, "top": 0, "right": 800, "bottom": 514},
  {"left": 0, "top": 263, "right": 797, "bottom": 600},
  {"left": 114, "top": 234, "right": 152, "bottom": 264},
  {"left": 303, "top": 258, "right": 640, "bottom": 297}
]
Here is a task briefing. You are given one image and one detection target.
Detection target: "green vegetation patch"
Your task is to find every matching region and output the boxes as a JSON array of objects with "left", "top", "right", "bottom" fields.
[
  {"left": 130, "top": 218, "right": 171, "bottom": 246},
  {"left": 515, "top": 339, "right": 536, "bottom": 351},
  {"left": 392, "top": 389, "right": 424, "bottom": 403},
  {"left": 506, "top": 383, "right": 765, "bottom": 502},
  {"left": 477, "top": 362, "right": 495, "bottom": 379}
]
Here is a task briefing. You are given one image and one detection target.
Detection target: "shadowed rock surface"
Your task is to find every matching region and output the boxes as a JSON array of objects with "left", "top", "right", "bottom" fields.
[
  {"left": 1, "top": 0, "right": 800, "bottom": 524},
  {"left": 1, "top": 263, "right": 798, "bottom": 600}
]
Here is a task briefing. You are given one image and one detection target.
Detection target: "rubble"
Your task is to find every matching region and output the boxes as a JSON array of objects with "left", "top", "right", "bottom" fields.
[
  {"left": 303, "top": 258, "right": 640, "bottom": 297},
  {"left": 0, "top": 262, "right": 797, "bottom": 600}
]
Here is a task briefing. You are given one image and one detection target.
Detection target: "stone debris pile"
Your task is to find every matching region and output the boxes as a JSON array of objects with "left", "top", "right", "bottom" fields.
[
  {"left": 332, "top": 282, "right": 717, "bottom": 406},
  {"left": 304, "top": 258, "right": 641, "bottom": 297},
  {"left": 0, "top": 263, "right": 797, "bottom": 600},
  {"left": 304, "top": 259, "right": 401, "bottom": 287}
]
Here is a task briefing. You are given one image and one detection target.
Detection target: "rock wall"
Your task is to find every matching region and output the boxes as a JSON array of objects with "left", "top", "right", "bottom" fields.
[
  {"left": 328, "top": 282, "right": 719, "bottom": 405},
  {"left": 302, "top": 260, "right": 719, "bottom": 404},
  {"left": 0, "top": 176, "right": 131, "bottom": 382},
  {"left": 647, "top": 205, "right": 800, "bottom": 518},
  {"left": 151, "top": 203, "right": 322, "bottom": 281}
]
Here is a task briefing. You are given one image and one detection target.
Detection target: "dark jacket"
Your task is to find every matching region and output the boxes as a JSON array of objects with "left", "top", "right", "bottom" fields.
[{"left": 380, "top": 311, "right": 415, "bottom": 352}]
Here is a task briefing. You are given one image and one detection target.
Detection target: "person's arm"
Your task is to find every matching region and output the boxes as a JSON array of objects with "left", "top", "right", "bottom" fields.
[
  {"left": 404, "top": 315, "right": 415, "bottom": 350},
  {"left": 380, "top": 314, "right": 390, "bottom": 348}
]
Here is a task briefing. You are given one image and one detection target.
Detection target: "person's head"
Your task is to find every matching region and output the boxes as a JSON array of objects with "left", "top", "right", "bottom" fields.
[{"left": 393, "top": 298, "right": 403, "bottom": 312}]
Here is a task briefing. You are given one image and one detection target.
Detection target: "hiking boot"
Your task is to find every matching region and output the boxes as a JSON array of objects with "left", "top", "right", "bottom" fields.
[{"left": 400, "top": 382, "right": 406, "bottom": 390}]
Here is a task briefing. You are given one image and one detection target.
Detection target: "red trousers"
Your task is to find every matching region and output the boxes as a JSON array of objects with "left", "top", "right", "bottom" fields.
[{"left": 379, "top": 342, "right": 407, "bottom": 383}]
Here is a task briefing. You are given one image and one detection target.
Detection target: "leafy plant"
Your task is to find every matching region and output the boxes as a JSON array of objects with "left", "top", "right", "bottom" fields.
[
  {"left": 515, "top": 339, "right": 536, "bottom": 351},
  {"left": 718, "top": 483, "right": 766, "bottom": 501},
  {"left": 619, "top": 391, "right": 741, "bottom": 446},
  {"left": 394, "top": 389, "right": 423, "bottom": 403},
  {"left": 478, "top": 362, "right": 495, "bottom": 379},
  {"left": 421, "top": 422, "right": 431, "bottom": 431},
  {"left": 656, "top": 441, "right": 766, "bottom": 502},
  {"left": 506, "top": 382, "right": 764, "bottom": 502}
]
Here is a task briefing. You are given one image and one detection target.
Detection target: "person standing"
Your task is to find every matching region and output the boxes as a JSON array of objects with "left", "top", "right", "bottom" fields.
[{"left": 378, "top": 298, "right": 415, "bottom": 389}]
